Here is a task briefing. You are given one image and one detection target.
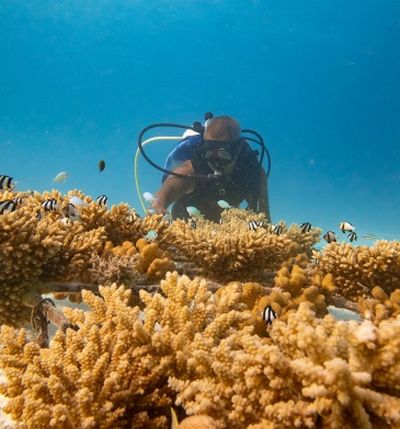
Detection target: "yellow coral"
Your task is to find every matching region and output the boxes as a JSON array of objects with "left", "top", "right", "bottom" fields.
[
  {"left": 358, "top": 287, "right": 400, "bottom": 322},
  {"left": 1, "top": 274, "right": 399, "bottom": 429},
  {"left": 0, "top": 191, "right": 105, "bottom": 326},
  {"left": 101, "top": 240, "right": 138, "bottom": 259},
  {"left": 170, "top": 303, "right": 400, "bottom": 428},
  {"left": 165, "top": 216, "right": 319, "bottom": 281},
  {"left": 252, "top": 262, "right": 329, "bottom": 321},
  {"left": 178, "top": 415, "right": 221, "bottom": 429},
  {"left": 0, "top": 285, "right": 173, "bottom": 429},
  {"left": 1, "top": 188, "right": 400, "bottom": 429},
  {"left": 317, "top": 241, "right": 400, "bottom": 300},
  {"left": 136, "top": 240, "right": 175, "bottom": 280}
]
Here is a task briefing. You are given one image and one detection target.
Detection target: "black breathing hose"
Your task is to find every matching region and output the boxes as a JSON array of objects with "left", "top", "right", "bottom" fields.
[{"left": 137, "top": 122, "right": 271, "bottom": 180}]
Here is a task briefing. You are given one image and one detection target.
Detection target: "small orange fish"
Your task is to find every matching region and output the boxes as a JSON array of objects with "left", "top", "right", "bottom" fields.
[{"left": 98, "top": 160, "right": 106, "bottom": 172}]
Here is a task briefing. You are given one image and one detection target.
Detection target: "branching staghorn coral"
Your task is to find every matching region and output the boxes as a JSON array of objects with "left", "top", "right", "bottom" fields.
[
  {"left": 164, "top": 217, "right": 319, "bottom": 281},
  {"left": 220, "top": 210, "right": 321, "bottom": 256},
  {"left": 138, "top": 273, "right": 399, "bottom": 427},
  {"left": 219, "top": 207, "right": 267, "bottom": 224},
  {"left": 0, "top": 273, "right": 256, "bottom": 428},
  {"left": 251, "top": 254, "right": 332, "bottom": 320},
  {"left": 0, "top": 285, "right": 173, "bottom": 429},
  {"left": 214, "top": 254, "right": 353, "bottom": 336},
  {"left": 1, "top": 275, "right": 400, "bottom": 428},
  {"left": 170, "top": 303, "right": 400, "bottom": 429},
  {"left": 358, "top": 286, "right": 400, "bottom": 323},
  {"left": 79, "top": 201, "right": 169, "bottom": 246},
  {"left": 0, "top": 192, "right": 104, "bottom": 331},
  {"left": 315, "top": 241, "right": 400, "bottom": 300},
  {"left": 0, "top": 188, "right": 177, "bottom": 343}
]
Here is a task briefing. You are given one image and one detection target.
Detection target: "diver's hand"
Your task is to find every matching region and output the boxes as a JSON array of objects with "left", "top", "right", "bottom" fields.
[{"left": 149, "top": 200, "right": 167, "bottom": 215}]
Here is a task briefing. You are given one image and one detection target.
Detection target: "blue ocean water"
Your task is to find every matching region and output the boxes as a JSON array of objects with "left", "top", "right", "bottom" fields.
[{"left": 1, "top": 0, "right": 399, "bottom": 244}]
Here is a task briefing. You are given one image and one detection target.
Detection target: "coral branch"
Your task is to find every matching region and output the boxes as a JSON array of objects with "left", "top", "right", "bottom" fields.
[
  {"left": 40, "top": 281, "right": 99, "bottom": 294},
  {"left": 40, "top": 299, "right": 78, "bottom": 333},
  {"left": 327, "top": 294, "right": 359, "bottom": 312}
]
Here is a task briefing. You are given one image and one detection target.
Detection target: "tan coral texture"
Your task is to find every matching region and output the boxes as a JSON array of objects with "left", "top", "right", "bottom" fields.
[
  {"left": 1, "top": 190, "right": 400, "bottom": 429},
  {"left": 0, "top": 285, "right": 173, "bottom": 429},
  {"left": 165, "top": 218, "right": 319, "bottom": 280},
  {"left": 0, "top": 192, "right": 105, "bottom": 326},
  {"left": 316, "top": 241, "right": 400, "bottom": 299}
]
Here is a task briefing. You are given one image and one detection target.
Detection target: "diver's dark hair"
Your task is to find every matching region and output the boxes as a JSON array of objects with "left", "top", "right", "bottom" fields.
[{"left": 204, "top": 116, "right": 241, "bottom": 142}]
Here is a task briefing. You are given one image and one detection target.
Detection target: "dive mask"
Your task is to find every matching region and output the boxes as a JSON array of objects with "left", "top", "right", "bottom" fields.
[{"left": 203, "top": 140, "right": 237, "bottom": 166}]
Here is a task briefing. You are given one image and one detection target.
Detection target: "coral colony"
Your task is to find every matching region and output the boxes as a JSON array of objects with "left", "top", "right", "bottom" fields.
[{"left": 0, "top": 189, "right": 399, "bottom": 428}]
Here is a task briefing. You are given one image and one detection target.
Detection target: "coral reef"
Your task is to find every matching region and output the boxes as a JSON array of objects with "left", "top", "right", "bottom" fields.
[
  {"left": 0, "top": 190, "right": 173, "bottom": 341},
  {"left": 0, "top": 191, "right": 105, "bottom": 327},
  {"left": 257, "top": 254, "right": 331, "bottom": 318},
  {"left": 164, "top": 217, "right": 319, "bottom": 281},
  {"left": 358, "top": 286, "right": 400, "bottom": 322},
  {"left": 0, "top": 285, "right": 173, "bottom": 429},
  {"left": 79, "top": 202, "right": 168, "bottom": 246},
  {"left": 1, "top": 189, "right": 400, "bottom": 428},
  {"left": 170, "top": 302, "right": 400, "bottom": 429},
  {"left": 2, "top": 274, "right": 398, "bottom": 429},
  {"left": 135, "top": 238, "right": 175, "bottom": 280},
  {"left": 315, "top": 241, "right": 400, "bottom": 299},
  {"left": 0, "top": 190, "right": 177, "bottom": 345},
  {"left": 178, "top": 415, "right": 221, "bottom": 429}
]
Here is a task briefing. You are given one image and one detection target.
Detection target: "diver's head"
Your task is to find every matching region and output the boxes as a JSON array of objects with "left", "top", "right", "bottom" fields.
[
  {"left": 204, "top": 115, "right": 241, "bottom": 142},
  {"left": 203, "top": 116, "right": 242, "bottom": 172}
]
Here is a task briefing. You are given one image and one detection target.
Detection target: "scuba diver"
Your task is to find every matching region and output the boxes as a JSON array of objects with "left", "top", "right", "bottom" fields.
[{"left": 139, "top": 114, "right": 271, "bottom": 222}]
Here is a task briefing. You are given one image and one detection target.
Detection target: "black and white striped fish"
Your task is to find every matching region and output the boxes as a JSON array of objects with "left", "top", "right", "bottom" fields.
[
  {"left": 0, "top": 199, "right": 17, "bottom": 215},
  {"left": 42, "top": 198, "right": 59, "bottom": 211},
  {"left": 96, "top": 194, "right": 108, "bottom": 206},
  {"left": 63, "top": 203, "right": 80, "bottom": 220},
  {"left": 190, "top": 218, "right": 197, "bottom": 229},
  {"left": 248, "top": 220, "right": 266, "bottom": 231},
  {"left": 272, "top": 224, "right": 283, "bottom": 235},
  {"left": 262, "top": 305, "right": 277, "bottom": 325},
  {"left": 300, "top": 222, "right": 312, "bottom": 233},
  {"left": 127, "top": 213, "right": 136, "bottom": 223},
  {"left": 323, "top": 230, "right": 337, "bottom": 243},
  {"left": 339, "top": 221, "right": 355, "bottom": 233},
  {"left": 12, "top": 196, "right": 24, "bottom": 206},
  {"left": 310, "top": 256, "right": 320, "bottom": 266},
  {"left": 0, "top": 175, "right": 14, "bottom": 190},
  {"left": 347, "top": 231, "right": 357, "bottom": 242}
]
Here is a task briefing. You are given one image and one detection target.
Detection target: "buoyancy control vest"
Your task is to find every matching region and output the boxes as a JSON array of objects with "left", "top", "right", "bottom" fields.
[{"left": 163, "top": 135, "right": 261, "bottom": 220}]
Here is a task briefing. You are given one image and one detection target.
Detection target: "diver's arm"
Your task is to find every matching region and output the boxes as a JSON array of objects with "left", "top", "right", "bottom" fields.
[
  {"left": 152, "top": 161, "right": 196, "bottom": 213},
  {"left": 258, "top": 167, "right": 271, "bottom": 221}
]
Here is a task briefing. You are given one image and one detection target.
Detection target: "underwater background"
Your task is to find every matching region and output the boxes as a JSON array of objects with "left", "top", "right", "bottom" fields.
[{"left": 1, "top": 0, "right": 399, "bottom": 243}]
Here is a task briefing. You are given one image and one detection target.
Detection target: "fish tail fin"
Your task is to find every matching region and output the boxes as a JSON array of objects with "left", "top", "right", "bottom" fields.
[{"left": 170, "top": 407, "right": 179, "bottom": 429}]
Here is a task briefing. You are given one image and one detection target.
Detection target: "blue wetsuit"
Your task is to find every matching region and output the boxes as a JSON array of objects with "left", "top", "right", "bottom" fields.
[
  {"left": 162, "top": 134, "right": 203, "bottom": 183},
  {"left": 162, "top": 135, "right": 261, "bottom": 221}
]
